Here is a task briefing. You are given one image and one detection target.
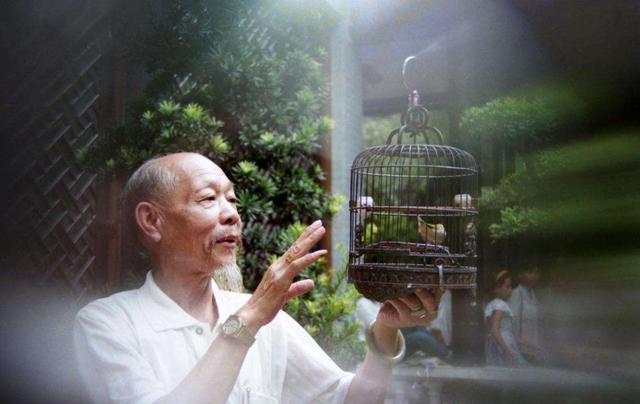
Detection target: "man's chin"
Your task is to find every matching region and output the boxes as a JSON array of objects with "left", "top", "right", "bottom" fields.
[
  {"left": 208, "top": 243, "right": 236, "bottom": 262},
  {"left": 212, "top": 262, "right": 244, "bottom": 292}
]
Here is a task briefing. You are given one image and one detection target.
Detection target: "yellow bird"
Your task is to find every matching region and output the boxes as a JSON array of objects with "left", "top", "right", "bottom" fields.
[{"left": 418, "top": 216, "right": 446, "bottom": 244}]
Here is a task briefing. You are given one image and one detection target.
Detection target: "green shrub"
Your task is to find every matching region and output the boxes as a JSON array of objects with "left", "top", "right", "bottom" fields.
[
  {"left": 479, "top": 134, "right": 640, "bottom": 248},
  {"left": 460, "top": 84, "right": 590, "bottom": 151}
]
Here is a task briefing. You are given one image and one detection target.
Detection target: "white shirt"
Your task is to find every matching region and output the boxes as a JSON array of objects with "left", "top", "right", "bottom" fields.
[
  {"left": 484, "top": 298, "right": 512, "bottom": 318},
  {"left": 427, "top": 290, "right": 452, "bottom": 346},
  {"left": 508, "top": 285, "right": 539, "bottom": 344},
  {"left": 74, "top": 272, "right": 354, "bottom": 404},
  {"left": 354, "top": 298, "right": 381, "bottom": 340}
]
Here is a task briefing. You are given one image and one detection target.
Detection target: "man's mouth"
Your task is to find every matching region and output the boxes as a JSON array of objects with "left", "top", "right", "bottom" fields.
[{"left": 215, "top": 234, "right": 240, "bottom": 248}]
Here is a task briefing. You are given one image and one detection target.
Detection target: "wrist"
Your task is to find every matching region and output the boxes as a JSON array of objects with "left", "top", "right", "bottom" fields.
[
  {"left": 372, "top": 321, "right": 399, "bottom": 356},
  {"left": 365, "top": 320, "right": 405, "bottom": 365},
  {"left": 235, "top": 307, "right": 261, "bottom": 336}
]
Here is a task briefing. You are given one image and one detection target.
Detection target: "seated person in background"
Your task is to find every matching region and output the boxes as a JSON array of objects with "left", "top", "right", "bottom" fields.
[
  {"left": 74, "top": 152, "right": 442, "bottom": 403},
  {"left": 401, "top": 289, "right": 451, "bottom": 360},
  {"left": 485, "top": 270, "right": 528, "bottom": 366}
]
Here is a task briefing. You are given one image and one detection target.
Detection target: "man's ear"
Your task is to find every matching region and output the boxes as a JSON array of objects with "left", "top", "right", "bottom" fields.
[{"left": 135, "top": 202, "right": 163, "bottom": 243}]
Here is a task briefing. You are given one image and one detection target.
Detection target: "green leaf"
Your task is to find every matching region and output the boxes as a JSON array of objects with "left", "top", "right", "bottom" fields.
[
  {"left": 260, "top": 131, "right": 274, "bottom": 145},
  {"left": 209, "top": 134, "right": 229, "bottom": 154},
  {"left": 142, "top": 110, "right": 155, "bottom": 122},
  {"left": 158, "top": 100, "right": 180, "bottom": 116},
  {"left": 240, "top": 161, "right": 258, "bottom": 175},
  {"left": 182, "top": 103, "right": 206, "bottom": 122}
]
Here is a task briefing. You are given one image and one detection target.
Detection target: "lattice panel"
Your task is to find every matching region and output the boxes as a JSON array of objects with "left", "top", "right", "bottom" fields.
[{"left": 2, "top": 2, "right": 113, "bottom": 300}]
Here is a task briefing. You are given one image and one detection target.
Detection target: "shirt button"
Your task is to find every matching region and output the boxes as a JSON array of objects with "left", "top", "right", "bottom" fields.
[{"left": 195, "top": 327, "right": 203, "bottom": 335}]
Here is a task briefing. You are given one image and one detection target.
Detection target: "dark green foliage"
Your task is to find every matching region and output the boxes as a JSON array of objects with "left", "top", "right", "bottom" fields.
[
  {"left": 78, "top": 100, "right": 227, "bottom": 172},
  {"left": 479, "top": 134, "right": 640, "bottom": 250},
  {"left": 80, "top": 0, "right": 362, "bottom": 365},
  {"left": 460, "top": 83, "right": 593, "bottom": 152},
  {"left": 463, "top": 81, "right": 640, "bottom": 278},
  {"left": 462, "top": 82, "right": 594, "bottom": 242}
]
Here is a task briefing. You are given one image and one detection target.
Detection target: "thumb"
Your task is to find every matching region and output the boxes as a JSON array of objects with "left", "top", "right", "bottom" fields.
[
  {"left": 377, "top": 301, "right": 400, "bottom": 322},
  {"left": 286, "top": 279, "right": 315, "bottom": 300}
]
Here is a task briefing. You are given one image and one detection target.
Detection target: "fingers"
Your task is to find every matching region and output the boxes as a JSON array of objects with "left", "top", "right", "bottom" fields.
[
  {"left": 241, "top": 221, "right": 325, "bottom": 329},
  {"left": 283, "top": 221, "right": 325, "bottom": 263},
  {"left": 279, "top": 249, "right": 325, "bottom": 281},
  {"left": 291, "top": 249, "right": 327, "bottom": 269},
  {"left": 415, "top": 288, "right": 439, "bottom": 313},
  {"left": 279, "top": 221, "right": 326, "bottom": 281},
  {"left": 386, "top": 299, "right": 412, "bottom": 319},
  {"left": 385, "top": 298, "right": 433, "bottom": 325},
  {"left": 292, "top": 224, "right": 325, "bottom": 255},
  {"left": 382, "top": 289, "right": 441, "bottom": 327},
  {"left": 286, "top": 221, "right": 324, "bottom": 258},
  {"left": 398, "top": 295, "right": 422, "bottom": 311},
  {"left": 286, "top": 279, "right": 315, "bottom": 300},
  {"left": 398, "top": 289, "right": 440, "bottom": 314},
  {"left": 296, "top": 219, "right": 323, "bottom": 242}
]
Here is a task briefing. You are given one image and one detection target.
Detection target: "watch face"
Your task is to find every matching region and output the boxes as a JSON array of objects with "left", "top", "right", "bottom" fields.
[{"left": 223, "top": 316, "right": 241, "bottom": 335}]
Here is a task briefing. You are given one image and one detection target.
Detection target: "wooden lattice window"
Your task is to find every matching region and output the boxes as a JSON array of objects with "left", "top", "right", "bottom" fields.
[{"left": 1, "top": 1, "right": 116, "bottom": 301}]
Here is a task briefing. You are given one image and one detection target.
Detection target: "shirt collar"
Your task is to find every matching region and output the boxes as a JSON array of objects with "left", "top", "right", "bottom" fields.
[{"left": 139, "top": 271, "right": 231, "bottom": 332}]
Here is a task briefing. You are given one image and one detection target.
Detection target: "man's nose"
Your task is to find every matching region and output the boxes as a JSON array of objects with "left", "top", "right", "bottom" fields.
[{"left": 220, "top": 199, "right": 241, "bottom": 226}]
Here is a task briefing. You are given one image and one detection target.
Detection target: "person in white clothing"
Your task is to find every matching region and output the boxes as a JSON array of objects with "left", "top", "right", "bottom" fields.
[
  {"left": 509, "top": 268, "right": 542, "bottom": 362},
  {"left": 485, "top": 271, "right": 527, "bottom": 366},
  {"left": 428, "top": 289, "right": 452, "bottom": 349},
  {"left": 74, "top": 152, "right": 441, "bottom": 403}
]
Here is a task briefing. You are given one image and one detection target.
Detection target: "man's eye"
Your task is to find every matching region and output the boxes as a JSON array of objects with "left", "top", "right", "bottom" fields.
[
  {"left": 202, "top": 195, "right": 216, "bottom": 202},
  {"left": 228, "top": 197, "right": 237, "bottom": 204}
]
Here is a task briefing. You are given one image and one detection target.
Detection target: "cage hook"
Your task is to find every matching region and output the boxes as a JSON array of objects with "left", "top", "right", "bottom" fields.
[{"left": 402, "top": 55, "right": 417, "bottom": 91}]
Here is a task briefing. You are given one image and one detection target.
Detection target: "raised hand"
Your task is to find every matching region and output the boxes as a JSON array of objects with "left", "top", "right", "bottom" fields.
[{"left": 236, "top": 220, "right": 327, "bottom": 334}]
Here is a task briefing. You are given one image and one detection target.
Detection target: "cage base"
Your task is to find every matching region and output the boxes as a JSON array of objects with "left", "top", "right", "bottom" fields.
[{"left": 348, "top": 263, "right": 476, "bottom": 302}]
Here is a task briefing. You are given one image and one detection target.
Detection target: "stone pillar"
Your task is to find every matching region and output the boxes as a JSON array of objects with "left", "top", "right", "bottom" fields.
[{"left": 328, "top": 2, "right": 363, "bottom": 271}]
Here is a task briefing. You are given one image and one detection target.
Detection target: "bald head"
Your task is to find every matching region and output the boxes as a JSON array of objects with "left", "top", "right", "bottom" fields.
[{"left": 123, "top": 153, "right": 219, "bottom": 242}]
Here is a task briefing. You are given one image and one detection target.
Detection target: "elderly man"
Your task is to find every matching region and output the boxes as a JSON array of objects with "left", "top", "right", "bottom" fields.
[{"left": 74, "top": 152, "right": 438, "bottom": 403}]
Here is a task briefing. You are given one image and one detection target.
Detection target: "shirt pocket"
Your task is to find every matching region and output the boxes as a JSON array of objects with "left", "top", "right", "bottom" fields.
[{"left": 243, "top": 387, "right": 278, "bottom": 404}]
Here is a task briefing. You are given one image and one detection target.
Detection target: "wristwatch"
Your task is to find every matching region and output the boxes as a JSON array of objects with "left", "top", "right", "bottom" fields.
[{"left": 221, "top": 315, "right": 255, "bottom": 347}]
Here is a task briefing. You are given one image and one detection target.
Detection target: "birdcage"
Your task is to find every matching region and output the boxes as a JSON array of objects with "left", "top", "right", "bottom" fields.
[{"left": 348, "top": 78, "right": 479, "bottom": 302}]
